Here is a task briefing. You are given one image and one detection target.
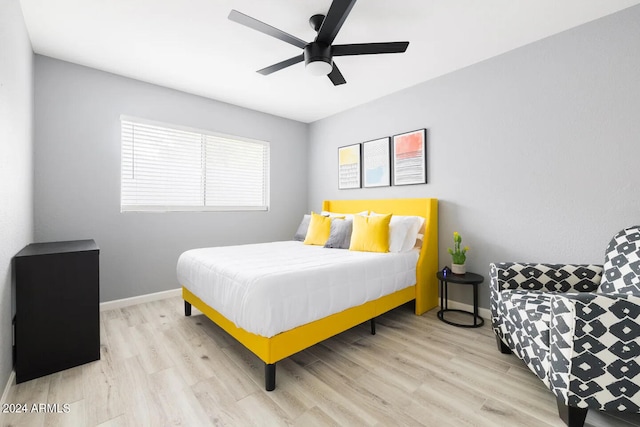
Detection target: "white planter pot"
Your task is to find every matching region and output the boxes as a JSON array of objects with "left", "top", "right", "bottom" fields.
[{"left": 451, "top": 263, "right": 466, "bottom": 275}]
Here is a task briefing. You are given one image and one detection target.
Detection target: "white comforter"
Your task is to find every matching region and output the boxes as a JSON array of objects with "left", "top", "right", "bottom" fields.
[{"left": 177, "top": 241, "right": 418, "bottom": 337}]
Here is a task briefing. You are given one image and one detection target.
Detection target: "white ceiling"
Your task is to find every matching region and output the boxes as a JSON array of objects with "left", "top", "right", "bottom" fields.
[{"left": 19, "top": 0, "right": 640, "bottom": 123}]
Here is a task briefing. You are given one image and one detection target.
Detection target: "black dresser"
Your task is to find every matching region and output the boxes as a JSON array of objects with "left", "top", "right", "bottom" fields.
[{"left": 14, "top": 239, "right": 100, "bottom": 383}]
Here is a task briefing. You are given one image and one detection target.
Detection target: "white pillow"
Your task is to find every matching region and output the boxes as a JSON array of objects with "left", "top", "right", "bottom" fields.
[
  {"left": 388, "top": 218, "right": 412, "bottom": 252},
  {"left": 320, "top": 210, "right": 368, "bottom": 221},
  {"left": 371, "top": 212, "right": 425, "bottom": 252},
  {"left": 399, "top": 215, "right": 425, "bottom": 252}
]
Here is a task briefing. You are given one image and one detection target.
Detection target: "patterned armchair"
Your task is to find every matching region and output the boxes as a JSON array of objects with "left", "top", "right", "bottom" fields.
[{"left": 490, "top": 227, "right": 640, "bottom": 427}]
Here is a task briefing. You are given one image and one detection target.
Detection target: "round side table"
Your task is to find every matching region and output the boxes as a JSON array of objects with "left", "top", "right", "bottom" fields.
[{"left": 436, "top": 270, "right": 484, "bottom": 328}]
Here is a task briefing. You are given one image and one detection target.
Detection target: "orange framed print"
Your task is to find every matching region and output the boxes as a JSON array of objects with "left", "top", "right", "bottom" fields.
[
  {"left": 392, "top": 129, "right": 426, "bottom": 185},
  {"left": 338, "top": 144, "right": 361, "bottom": 189}
]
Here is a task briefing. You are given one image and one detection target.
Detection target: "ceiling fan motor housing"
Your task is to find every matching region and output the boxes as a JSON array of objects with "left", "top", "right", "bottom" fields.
[
  {"left": 304, "top": 42, "right": 333, "bottom": 75},
  {"left": 304, "top": 42, "right": 332, "bottom": 66}
]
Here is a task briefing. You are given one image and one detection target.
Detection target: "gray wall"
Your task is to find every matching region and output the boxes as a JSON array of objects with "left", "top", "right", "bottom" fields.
[
  {"left": 308, "top": 5, "right": 640, "bottom": 309},
  {"left": 0, "top": 0, "right": 34, "bottom": 391},
  {"left": 34, "top": 56, "right": 308, "bottom": 302}
]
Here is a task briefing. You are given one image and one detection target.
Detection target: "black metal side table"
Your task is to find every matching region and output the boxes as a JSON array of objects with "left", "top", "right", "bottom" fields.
[{"left": 436, "top": 270, "right": 484, "bottom": 328}]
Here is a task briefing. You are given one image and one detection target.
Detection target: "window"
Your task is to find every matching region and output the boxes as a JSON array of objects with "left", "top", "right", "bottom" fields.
[{"left": 121, "top": 116, "right": 269, "bottom": 212}]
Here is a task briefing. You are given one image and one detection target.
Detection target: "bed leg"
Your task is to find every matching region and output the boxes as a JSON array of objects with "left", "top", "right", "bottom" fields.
[
  {"left": 265, "top": 363, "right": 276, "bottom": 391},
  {"left": 184, "top": 301, "right": 192, "bottom": 317},
  {"left": 370, "top": 318, "right": 376, "bottom": 335}
]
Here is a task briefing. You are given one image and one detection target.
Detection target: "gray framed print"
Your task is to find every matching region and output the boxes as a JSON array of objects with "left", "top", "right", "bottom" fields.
[{"left": 362, "top": 137, "right": 390, "bottom": 188}]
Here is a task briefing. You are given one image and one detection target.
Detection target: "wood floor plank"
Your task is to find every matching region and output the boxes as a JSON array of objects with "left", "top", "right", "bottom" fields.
[
  {"left": 236, "top": 392, "right": 292, "bottom": 426},
  {"left": 189, "top": 331, "right": 261, "bottom": 402},
  {"left": 191, "top": 377, "right": 254, "bottom": 426},
  {"left": 147, "top": 367, "right": 211, "bottom": 426},
  {"left": 276, "top": 359, "right": 378, "bottom": 426},
  {"left": 103, "top": 318, "right": 137, "bottom": 362},
  {"left": 112, "top": 356, "right": 165, "bottom": 427},
  {"left": 306, "top": 342, "right": 369, "bottom": 381},
  {"left": 128, "top": 322, "right": 174, "bottom": 375},
  {"left": 369, "top": 362, "right": 423, "bottom": 394},
  {"left": 218, "top": 344, "right": 314, "bottom": 420},
  {"left": 408, "top": 374, "right": 490, "bottom": 427},
  {"left": 3, "top": 295, "right": 639, "bottom": 427},
  {"left": 143, "top": 299, "right": 181, "bottom": 330},
  {"left": 46, "top": 365, "right": 83, "bottom": 406},
  {"left": 441, "top": 355, "right": 562, "bottom": 425},
  {"left": 306, "top": 360, "right": 424, "bottom": 426},
  {"left": 160, "top": 328, "right": 217, "bottom": 387},
  {"left": 43, "top": 400, "right": 85, "bottom": 427},
  {"left": 2, "top": 376, "right": 49, "bottom": 427},
  {"left": 288, "top": 349, "right": 320, "bottom": 368},
  {"left": 82, "top": 345, "right": 124, "bottom": 426},
  {"left": 480, "top": 397, "right": 561, "bottom": 427},
  {"left": 119, "top": 304, "right": 149, "bottom": 328},
  {"left": 293, "top": 405, "right": 340, "bottom": 426},
  {"left": 95, "top": 415, "right": 127, "bottom": 427},
  {"left": 219, "top": 342, "right": 267, "bottom": 389},
  {"left": 99, "top": 308, "right": 121, "bottom": 322},
  {"left": 506, "top": 364, "right": 552, "bottom": 391}
]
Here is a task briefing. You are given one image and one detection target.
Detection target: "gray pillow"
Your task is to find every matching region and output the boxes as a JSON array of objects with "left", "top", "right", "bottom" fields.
[
  {"left": 324, "top": 219, "right": 353, "bottom": 249},
  {"left": 293, "top": 215, "right": 311, "bottom": 241}
]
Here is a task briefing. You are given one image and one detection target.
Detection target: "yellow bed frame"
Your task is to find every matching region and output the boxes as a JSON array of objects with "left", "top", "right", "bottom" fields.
[{"left": 182, "top": 198, "right": 438, "bottom": 390}]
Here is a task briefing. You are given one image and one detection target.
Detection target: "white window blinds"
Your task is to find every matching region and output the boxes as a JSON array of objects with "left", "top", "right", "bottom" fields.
[{"left": 121, "top": 117, "right": 269, "bottom": 212}]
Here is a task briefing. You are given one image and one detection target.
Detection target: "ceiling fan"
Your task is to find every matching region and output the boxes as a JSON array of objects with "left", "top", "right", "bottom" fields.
[{"left": 228, "top": 0, "right": 409, "bottom": 86}]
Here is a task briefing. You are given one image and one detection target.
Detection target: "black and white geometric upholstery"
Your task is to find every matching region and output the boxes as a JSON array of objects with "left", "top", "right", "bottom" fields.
[
  {"left": 491, "top": 226, "right": 640, "bottom": 427},
  {"left": 599, "top": 226, "right": 640, "bottom": 295},
  {"left": 549, "top": 293, "right": 640, "bottom": 412}
]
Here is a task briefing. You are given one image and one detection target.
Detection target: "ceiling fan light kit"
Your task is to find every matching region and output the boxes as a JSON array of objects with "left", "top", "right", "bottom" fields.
[
  {"left": 306, "top": 60, "right": 333, "bottom": 76},
  {"left": 228, "top": 0, "right": 409, "bottom": 86}
]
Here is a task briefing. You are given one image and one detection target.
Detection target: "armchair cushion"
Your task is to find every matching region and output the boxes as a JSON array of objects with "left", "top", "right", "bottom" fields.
[
  {"left": 599, "top": 226, "right": 640, "bottom": 295},
  {"left": 491, "top": 263, "right": 603, "bottom": 335}
]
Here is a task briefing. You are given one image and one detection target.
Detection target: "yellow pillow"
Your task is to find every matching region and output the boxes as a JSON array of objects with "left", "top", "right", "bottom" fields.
[
  {"left": 349, "top": 213, "right": 392, "bottom": 253},
  {"left": 304, "top": 212, "right": 332, "bottom": 246}
]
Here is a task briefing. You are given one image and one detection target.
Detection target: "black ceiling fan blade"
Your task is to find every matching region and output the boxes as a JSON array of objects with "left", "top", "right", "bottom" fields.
[
  {"left": 257, "top": 55, "right": 305, "bottom": 75},
  {"left": 316, "top": 0, "right": 357, "bottom": 46},
  {"left": 229, "top": 10, "right": 307, "bottom": 49},
  {"left": 327, "top": 63, "right": 346, "bottom": 86},
  {"left": 333, "top": 42, "right": 409, "bottom": 56}
]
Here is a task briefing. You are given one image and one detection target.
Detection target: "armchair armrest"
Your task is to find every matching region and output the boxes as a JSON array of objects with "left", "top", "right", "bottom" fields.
[{"left": 549, "top": 293, "right": 640, "bottom": 411}]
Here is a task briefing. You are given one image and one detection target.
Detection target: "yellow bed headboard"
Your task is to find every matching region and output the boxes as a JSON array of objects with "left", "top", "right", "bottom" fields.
[{"left": 321, "top": 198, "right": 439, "bottom": 315}]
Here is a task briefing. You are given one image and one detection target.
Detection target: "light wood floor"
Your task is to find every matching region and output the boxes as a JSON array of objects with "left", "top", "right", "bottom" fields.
[{"left": 2, "top": 297, "right": 639, "bottom": 427}]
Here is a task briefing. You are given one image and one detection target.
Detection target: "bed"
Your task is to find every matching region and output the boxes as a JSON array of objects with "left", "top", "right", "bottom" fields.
[{"left": 178, "top": 198, "right": 438, "bottom": 390}]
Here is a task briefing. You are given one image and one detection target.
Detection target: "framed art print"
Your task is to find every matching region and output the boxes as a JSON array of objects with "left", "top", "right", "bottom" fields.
[
  {"left": 338, "top": 144, "right": 361, "bottom": 189},
  {"left": 362, "top": 137, "right": 390, "bottom": 188},
  {"left": 392, "top": 129, "right": 426, "bottom": 185}
]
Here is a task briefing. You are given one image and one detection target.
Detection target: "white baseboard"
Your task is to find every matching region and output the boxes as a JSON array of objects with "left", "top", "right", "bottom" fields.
[
  {"left": 1, "top": 370, "right": 15, "bottom": 406},
  {"left": 100, "top": 288, "right": 182, "bottom": 311},
  {"left": 439, "top": 300, "right": 491, "bottom": 321}
]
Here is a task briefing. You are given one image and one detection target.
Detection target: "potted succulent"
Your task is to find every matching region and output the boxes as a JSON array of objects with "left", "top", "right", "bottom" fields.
[{"left": 447, "top": 231, "right": 469, "bottom": 274}]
